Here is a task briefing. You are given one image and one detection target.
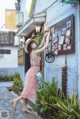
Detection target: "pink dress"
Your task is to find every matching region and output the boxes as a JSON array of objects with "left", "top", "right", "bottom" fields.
[{"left": 21, "top": 54, "right": 40, "bottom": 99}]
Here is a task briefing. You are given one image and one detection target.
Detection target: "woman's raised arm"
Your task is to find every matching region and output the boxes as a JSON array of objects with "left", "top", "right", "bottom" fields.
[
  {"left": 33, "top": 32, "right": 51, "bottom": 54},
  {"left": 36, "top": 32, "right": 48, "bottom": 49}
]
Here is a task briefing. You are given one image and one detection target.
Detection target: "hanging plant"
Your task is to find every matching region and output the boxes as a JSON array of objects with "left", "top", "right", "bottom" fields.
[{"left": 60, "top": 0, "right": 79, "bottom": 4}]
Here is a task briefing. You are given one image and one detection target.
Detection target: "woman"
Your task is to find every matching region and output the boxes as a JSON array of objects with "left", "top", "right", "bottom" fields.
[{"left": 11, "top": 31, "right": 51, "bottom": 113}]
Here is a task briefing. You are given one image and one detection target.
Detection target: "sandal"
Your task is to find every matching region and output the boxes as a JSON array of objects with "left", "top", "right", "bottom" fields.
[
  {"left": 22, "top": 108, "right": 32, "bottom": 114},
  {"left": 11, "top": 99, "right": 18, "bottom": 109}
]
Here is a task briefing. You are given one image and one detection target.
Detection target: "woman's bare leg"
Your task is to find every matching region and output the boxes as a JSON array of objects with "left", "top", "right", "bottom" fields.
[
  {"left": 11, "top": 96, "right": 22, "bottom": 109},
  {"left": 22, "top": 99, "right": 32, "bottom": 113}
]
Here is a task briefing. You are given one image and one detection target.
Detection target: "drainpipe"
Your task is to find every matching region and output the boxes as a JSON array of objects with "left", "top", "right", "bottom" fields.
[{"left": 77, "top": 3, "right": 80, "bottom": 100}]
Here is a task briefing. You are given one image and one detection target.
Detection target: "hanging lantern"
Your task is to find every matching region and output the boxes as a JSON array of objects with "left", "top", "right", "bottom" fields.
[{"left": 35, "top": 26, "right": 41, "bottom": 33}]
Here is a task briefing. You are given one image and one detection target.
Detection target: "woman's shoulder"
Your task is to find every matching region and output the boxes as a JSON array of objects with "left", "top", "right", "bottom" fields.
[
  {"left": 31, "top": 51, "right": 39, "bottom": 56},
  {"left": 31, "top": 52, "right": 40, "bottom": 58}
]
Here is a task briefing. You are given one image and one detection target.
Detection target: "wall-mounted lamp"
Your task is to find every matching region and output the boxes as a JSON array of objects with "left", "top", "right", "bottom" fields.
[
  {"left": 19, "top": 37, "right": 25, "bottom": 48},
  {"left": 20, "top": 37, "right": 25, "bottom": 43},
  {"left": 35, "top": 26, "right": 41, "bottom": 33}
]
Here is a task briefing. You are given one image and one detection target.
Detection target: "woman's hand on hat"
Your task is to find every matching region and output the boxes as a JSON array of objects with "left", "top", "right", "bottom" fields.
[
  {"left": 44, "top": 32, "right": 48, "bottom": 38},
  {"left": 44, "top": 31, "right": 51, "bottom": 38},
  {"left": 47, "top": 31, "right": 51, "bottom": 37}
]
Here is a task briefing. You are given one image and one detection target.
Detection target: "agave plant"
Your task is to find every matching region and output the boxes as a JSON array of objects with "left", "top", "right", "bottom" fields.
[
  {"left": 35, "top": 78, "right": 63, "bottom": 119},
  {"left": 34, "top": 78, "right": 80, "bottom": 119},
  {"left": 56, "top": 95, "right": 80, "bottom": 119}
]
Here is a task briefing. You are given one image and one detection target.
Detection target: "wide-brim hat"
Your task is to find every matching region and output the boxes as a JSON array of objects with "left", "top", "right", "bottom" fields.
[{"left": 24, "top": 38, "right": 39, "bottom": 53}]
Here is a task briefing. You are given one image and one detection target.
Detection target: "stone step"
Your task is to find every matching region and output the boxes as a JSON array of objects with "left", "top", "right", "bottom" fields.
[
  {"left": 10, "top": 91, "right": 42, "bottom": 119},
  {"left": 0, "top": 87, "right": 41, "bottom": 119},
  {"left": 0, "top": 81, "right": 13, "bottom": 88}
]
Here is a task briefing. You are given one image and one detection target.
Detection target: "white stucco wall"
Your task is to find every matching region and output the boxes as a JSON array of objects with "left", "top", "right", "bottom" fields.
[
  {"left": 34, "top": 0, "right": 80, "bottom": 96},
  {"left": 19, "top": 0, "right": 80, "bottom": 97},
  {"left": 20, "top": 0, "right": 31, "bottom": 22},
  {"left": 20, "top": 0, "right": 35, "bottom": 23},
  {"left": 44, "top": 2, "right": 79, "bottom": 96},
  {"left": 0, "top": 47, "right": 18, "bottom": 68},
  {"left": 0, "top": 47, "right": 25, "bottom": 80}
]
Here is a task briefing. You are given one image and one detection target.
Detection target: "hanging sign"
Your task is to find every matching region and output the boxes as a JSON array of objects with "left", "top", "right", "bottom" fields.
[{"left": 5, "top": 10, "right": 16, "bottom": 29}]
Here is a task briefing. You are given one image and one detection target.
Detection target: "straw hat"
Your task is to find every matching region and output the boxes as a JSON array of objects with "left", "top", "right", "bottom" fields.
[{"left": 24, "top": 38, "right": 39, "bottom": 53}]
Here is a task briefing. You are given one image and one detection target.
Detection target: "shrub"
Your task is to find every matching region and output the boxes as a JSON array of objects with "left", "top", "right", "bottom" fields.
[
  {"left": 0, "top": 74, "right": 14, "bottom": 82},
  {"left": 34, "top": 78, "right": 61, "bottom": 119},
  {"left": 12, "top": 72, "right": 23, "bottom": 95},
  {"left": 56, "top": 95, "right": 80, "bottom": 119},
  {"left": 34, "top": 78, "right": 80, "bottom": 119}
]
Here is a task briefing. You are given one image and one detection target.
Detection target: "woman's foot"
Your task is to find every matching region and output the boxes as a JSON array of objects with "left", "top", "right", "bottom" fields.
[
  {"left": 22, "top": 108, "right": 32, "bottom": 114},
  {"left": 11, "top": 99, "right": 18, "bottom": 109}
]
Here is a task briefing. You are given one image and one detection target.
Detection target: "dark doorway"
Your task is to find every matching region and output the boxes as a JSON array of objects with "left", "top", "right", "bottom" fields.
[{"left": 25, "top": 53, "right": 30, "bottom": 73}]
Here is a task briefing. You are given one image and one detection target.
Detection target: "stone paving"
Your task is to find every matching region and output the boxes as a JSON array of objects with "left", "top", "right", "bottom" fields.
[
  {"left": 0, "top": 88, "right": 40, "bottom": 119},
  {"left": 0, "top": 82, "right": 13, "bottom": 88}
]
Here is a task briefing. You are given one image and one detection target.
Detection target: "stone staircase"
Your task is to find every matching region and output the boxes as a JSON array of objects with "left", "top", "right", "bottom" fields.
[{"left": 0, "top": 87, "right": 41, "bottom": 119}]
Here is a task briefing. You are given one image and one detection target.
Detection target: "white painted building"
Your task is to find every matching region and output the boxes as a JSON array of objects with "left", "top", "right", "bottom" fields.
[
  {"left": 0, "top": 0, "right": 25, "bottom": 80},
  {"left": 0, "top": 0, "right": 17, "bottom": 69},
  {"left": 16, "top": 0, "right": 80, "bottom": 98}
]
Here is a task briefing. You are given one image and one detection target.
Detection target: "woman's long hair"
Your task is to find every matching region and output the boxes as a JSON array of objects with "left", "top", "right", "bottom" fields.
[{"left": 27, "top": 41, "right": 36, "bottom": 53}]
